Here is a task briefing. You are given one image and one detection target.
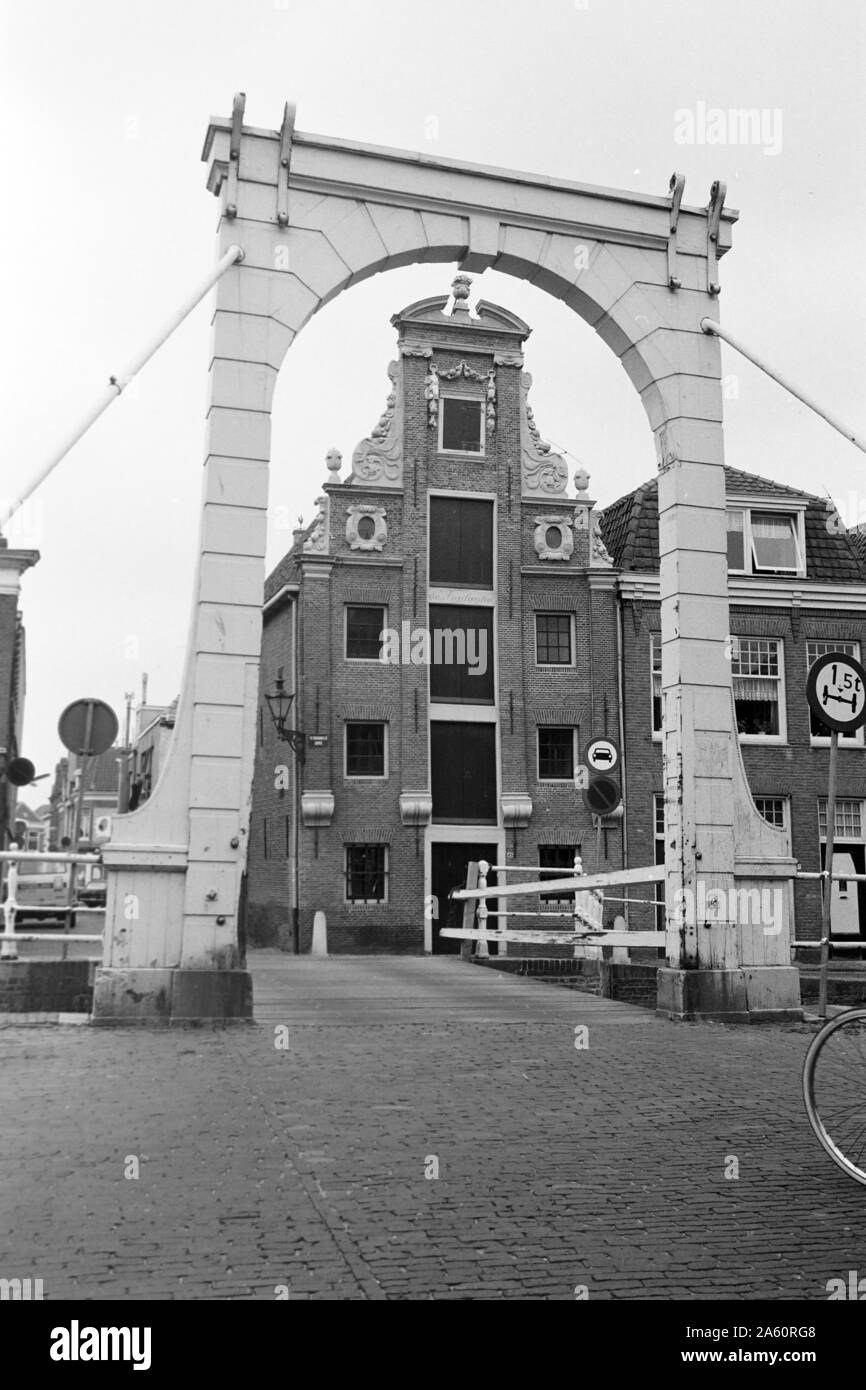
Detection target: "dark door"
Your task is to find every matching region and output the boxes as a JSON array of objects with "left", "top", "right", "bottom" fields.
[{"left": 430, "top": 843, "right": 498, "bottom": 955}]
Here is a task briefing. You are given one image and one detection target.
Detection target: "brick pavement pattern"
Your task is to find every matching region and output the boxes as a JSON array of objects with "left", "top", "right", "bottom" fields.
[{"left": 0, "top": 953, "right": 861, "bottom": 1300}]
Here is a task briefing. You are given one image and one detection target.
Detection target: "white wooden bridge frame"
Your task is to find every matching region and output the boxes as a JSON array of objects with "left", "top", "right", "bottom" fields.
[{"left": 90, "top": 94, "right": 801, "bottom": 1023}]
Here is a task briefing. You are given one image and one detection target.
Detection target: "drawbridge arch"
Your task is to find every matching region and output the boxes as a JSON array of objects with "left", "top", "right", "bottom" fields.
[{"left": 91, "top": 95, "right": 800, "bottom": 1024}]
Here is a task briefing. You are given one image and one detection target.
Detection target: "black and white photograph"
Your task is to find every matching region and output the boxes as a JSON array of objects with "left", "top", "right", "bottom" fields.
[{"left": 2, "top": 0, "right": 866, "bottom": 1356}]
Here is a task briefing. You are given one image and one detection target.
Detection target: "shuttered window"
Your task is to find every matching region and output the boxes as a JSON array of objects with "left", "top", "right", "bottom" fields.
[
  {"left": 429, "top": 605, "right": 494, "bottom": 703},
  {"left": 430, "top": 722, "right": 497, "bottom": 823},
  {"left": 429, "top": 497, "right": 493, "bottom": 588}
]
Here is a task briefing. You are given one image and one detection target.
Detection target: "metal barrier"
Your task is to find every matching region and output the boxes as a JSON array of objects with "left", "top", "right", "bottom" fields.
[{"left": 0, "top": 850, "right": 105, "bottom": 962}]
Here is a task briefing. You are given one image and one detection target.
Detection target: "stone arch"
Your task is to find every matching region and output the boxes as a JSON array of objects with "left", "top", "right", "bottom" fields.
[{"left": 91, "top": 102, "right": 800, "bottom": 1024}]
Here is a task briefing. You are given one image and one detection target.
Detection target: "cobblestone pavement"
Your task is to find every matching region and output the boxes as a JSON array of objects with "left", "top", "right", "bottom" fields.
[{"left": 0, "top": 952, "right": 863, "bottom": 1301}]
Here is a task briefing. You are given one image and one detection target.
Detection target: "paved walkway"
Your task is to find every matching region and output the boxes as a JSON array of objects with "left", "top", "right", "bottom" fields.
[{"left": 0, "top": 952, "right": 862, "bottom": 1300}]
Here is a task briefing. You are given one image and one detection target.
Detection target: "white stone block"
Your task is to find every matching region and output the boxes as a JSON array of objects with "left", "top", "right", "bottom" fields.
[{"left": 201, "top": 504, "right": 267, "bottom": 558}]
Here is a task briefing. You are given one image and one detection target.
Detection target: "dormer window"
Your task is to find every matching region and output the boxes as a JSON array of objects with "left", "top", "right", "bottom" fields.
[
  {"left": 727, "top": 507, "right": 805, "bottom": 576},
  {"left": 439, "top": 396, "right": 484, "bottom": 454}
]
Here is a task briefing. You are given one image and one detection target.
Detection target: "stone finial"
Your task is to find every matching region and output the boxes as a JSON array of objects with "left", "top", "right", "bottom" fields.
[
  {"left": 574, "top": 466, "right": 590, "bottom": 494},
  {"left": 450, "top": 273, "right": 472, "bottom": 316},
  {"left": 326, "top": 447, "right": 342, "bottom": 479}
]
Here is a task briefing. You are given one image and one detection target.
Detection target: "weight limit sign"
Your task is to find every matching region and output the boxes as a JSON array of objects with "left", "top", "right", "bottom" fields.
[{"left": 806, "top": 652, "right": 866, "bottom": 735}]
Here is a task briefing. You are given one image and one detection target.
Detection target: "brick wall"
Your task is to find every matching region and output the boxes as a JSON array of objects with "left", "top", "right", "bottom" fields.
[{"left": 621, "top": 598, "right": 866, "bottom": 944}]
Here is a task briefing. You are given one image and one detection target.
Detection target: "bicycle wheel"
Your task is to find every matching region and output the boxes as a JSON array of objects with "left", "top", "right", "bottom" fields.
[{"left": 803, "top": 1008, "right": 866, "bottom": 1186}]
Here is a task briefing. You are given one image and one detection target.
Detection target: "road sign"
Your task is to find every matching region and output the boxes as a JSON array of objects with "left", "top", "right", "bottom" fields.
[
  {"left": 585, "top": 737, "right": 619, "bottom": 772},
  {"left": 805, "top": 651, "right": 866, "bottom": 1019},
  {"left": 58, "top": 699, "right": 119, "bottom": 756},
  {"left": 6, "top": 756, "right": 36, "bottom": 786},
  {"left": 582, "top": 735, "right": 622, "bottom": 817},
  {"left": 806, "top": 652, "right": 866, "bottom": 734}
]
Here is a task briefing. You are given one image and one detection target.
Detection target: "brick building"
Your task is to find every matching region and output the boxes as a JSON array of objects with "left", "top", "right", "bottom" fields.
[
  {"left": 0, "top": 539, "right": 39, "bottom": 852},
  {"left": 600, "top": 468, "right": 866, "bottom": 950},
  {"left": 247, "top": 276, "right": 623, "bottom": 952}
]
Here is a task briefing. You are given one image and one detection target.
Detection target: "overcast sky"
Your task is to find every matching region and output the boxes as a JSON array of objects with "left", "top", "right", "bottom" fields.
[{"left": 4, "top": 0, "right": 865, "bottom": 784}]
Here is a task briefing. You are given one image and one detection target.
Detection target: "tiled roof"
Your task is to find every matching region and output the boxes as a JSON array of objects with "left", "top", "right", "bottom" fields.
[
  {"left": 599, "top": 467, "right": 866, "bottom": 583},
  {"left": 77, "top": 747, "right": 121, "bottom": 796},
  {"left": 850, "top": 525, "right": 866, "bottom": 568},
  {"left": 264, "top": 536, "right": 304, "bottom": 604}
]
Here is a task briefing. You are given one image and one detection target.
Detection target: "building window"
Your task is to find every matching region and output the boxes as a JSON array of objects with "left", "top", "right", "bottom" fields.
[
  {"left": 429, "top": 605, "right": 494, "bottom": 704},
  {"left": 654, "top": 794, "right": 666, "bottom": 932},
  {"left": 537, "top": 727, "right": 576, "bottom": 781},
  {"left": 818, "top": 798, "right": 864, "bottom": 841},
  {"left": 345, "top": 845, "right": 388, "bottom": 903},
  {"left": 345, "top": 605, "right": 386, "bottom": 661},
  {"left": 807, "top": 640, "right": 864, "bottom": 745},
  {"left": 440, "top": 396, "right": 484, "bottom": 454},
  {"left": 535, "top": 614, "right": 573, "bottom": 666},
  {"left": 650, "top": 631, "right": 662, "bottom": 735},
  {"left": 345, "top": 722, "right": 386, "bottom": 778},
  {"left": 430, "top": 722, "right": 497, "bottom": 823},
  {"left": 538, "top": 845, "right": 577, "bottom": 909},
  {"left": 731, "top": 637, "right": 785, "bottom": 740},
  {"left": 727, "top": 508, "right": 805, "bottom": 576},
  {"left": 754, "top": 796, "right": 787, "bottom": 829},
  {"left": 429, "top": 497, "right": 494, "bottom": 588}
]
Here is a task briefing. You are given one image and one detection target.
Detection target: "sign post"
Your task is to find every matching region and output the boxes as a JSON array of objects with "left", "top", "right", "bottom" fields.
[
  {"left": 57, "top": 699, "right": 119, "bottom": 958},
  {"left": 805, "top": 653, "right": 866, "bottom": 1018}
]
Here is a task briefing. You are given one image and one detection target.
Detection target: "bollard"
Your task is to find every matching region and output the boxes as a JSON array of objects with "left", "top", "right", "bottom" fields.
[{"left": 311, "top": 910, "right": 328, "bottom": 957}]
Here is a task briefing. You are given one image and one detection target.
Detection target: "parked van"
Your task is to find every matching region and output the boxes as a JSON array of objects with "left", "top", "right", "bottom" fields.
[{"left": 2, "top": 859, "right": 75, "bottom": 925}]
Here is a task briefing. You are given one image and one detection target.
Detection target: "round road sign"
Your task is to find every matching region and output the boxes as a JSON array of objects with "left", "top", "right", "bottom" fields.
[
  {"left": 806, "top": 652, "right": 866, "bottom": 735},
  {"left": 583, "top": 776, "right": 622, "bottom": 817},
  {"left": 6, "top": 756, "right": 36, "bottom": 786},
  {"left": 58, "top": 699, "right": 119, "bottom": 756},
  {"left": 585, "top": 736, "right": 619, "bottom": 773}
]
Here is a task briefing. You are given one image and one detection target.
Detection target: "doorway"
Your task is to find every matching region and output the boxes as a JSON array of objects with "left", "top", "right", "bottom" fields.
[{"left": 430, "top": 843, "right": 498, "bottom": 955}]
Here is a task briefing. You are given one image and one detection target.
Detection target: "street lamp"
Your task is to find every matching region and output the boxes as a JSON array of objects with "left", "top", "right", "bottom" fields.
[
  {"left": 263, "top": 667, "right": 305, "bottom": 956},
  {"left": 264, "top": 669, "right": 306, "bottom": 763}
]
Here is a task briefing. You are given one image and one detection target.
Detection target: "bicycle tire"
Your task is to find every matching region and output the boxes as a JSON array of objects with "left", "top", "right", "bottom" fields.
[{"left": 803, "top": 1007, "right": 866, "bottom": 1187}]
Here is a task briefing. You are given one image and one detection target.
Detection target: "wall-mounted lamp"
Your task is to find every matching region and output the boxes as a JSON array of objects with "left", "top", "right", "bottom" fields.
[{"left": 264, "top": 668, "right": 306, "bottom": 763}]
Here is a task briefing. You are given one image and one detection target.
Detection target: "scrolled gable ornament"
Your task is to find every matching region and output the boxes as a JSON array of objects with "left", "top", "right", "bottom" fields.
[{"left": 351, "top": 361, "right": 404, "bottom": 486}]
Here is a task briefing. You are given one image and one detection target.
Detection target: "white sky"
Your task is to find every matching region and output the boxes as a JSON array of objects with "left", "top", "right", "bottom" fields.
[{"left": 4, "top": 0, "right": 865, "bottom": 782}]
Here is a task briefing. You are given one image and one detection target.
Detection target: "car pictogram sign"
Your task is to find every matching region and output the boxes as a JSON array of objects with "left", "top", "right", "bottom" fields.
[{"left": 585, "top": 737, "right": 619, "bottom": 772}]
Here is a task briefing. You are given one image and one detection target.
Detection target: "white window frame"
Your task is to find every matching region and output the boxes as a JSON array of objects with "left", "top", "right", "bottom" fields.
[
  {"left": 731, "top": 636, "right": 787, "bottom": 744},
  {"left": 344, "top": 603, "right": 388, "bottom": 664},
  {"left": 438, "top": 393, "right": 486, "bottom": 457},
  {"left": 818, "top": 797, "right": 864, "bottom": 843},
  {"left": 534, "top": 612, "right": 575, "bottom": 669},
  {"left": 536, "top": 726, "right": 578, "bottom": 784},
  {"left": 753, "top": 795, "right": 790, "bottom": 832},
  {"left": 344, "top": 721, "right": 389, "bottom": 781},
  {"left": 807, "top": 640, "right": 865, "bottom": 747},
  {"left": 726, "top": 504, "right": 806, "bottom": 578},
  {"left": 344, "top": 844, "right": 389, "bottom": 905},
  {"left": 650, "top": 630, "right": 662, "bottom": 740}
]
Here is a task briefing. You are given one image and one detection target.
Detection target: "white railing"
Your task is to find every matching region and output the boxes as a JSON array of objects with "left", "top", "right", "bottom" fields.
[
  {"left": 445, "top": 856, "right": 666, "bottom": 954},
  {"left": 0, "top": 850, "right": 105, "bottom": 961}
]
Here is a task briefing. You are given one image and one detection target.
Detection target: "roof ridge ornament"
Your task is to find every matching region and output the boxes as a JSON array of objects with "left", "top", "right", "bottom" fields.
[{"left": 449, "top": 273, "right": 473, "bottom": 317}]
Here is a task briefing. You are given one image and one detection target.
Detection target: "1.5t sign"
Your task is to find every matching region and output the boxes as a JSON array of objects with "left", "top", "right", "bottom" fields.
[{"left": 806, "top": 652, "right": 866, "bottom": 734}]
